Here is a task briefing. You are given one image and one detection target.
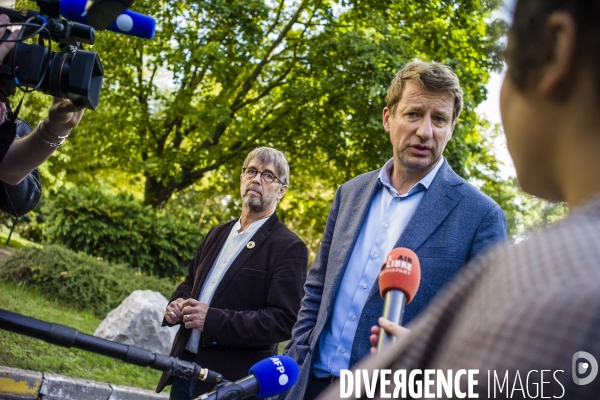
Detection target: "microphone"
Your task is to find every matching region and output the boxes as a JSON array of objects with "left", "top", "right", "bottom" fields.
[
  {"left": 0, "top": 309, "right": 225, "bottom": 383},
  {"left": 84, "top": 0, "right": 133, "bottom": 30},
  {"left": 60, "top": 0, "right": 156, "bottom": 39},
  {"left": 197, "top": 355, "right": 299, "bottom": 400},
  {"left": 377, "top": 247, "right": 421, "bottom": 351}
]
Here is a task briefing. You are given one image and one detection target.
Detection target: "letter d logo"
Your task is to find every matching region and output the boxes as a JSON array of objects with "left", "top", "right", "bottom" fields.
[{"left": 572, "top": 351, "right": 598, "bottom": 385}]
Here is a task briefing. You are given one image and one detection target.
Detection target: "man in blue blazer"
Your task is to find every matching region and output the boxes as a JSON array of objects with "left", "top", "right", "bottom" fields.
[{"left": 283, "top": 61, "right": 507, "bottom": 400}]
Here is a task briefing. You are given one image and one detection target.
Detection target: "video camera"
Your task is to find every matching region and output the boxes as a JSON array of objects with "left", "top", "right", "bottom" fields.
[{"left": 0, "top": 0, "right": 153, "bottom": 110}]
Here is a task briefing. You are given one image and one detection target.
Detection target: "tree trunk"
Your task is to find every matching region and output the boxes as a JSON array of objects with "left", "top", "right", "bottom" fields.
[{"left": 144, "top": 176, "right": 179, "bottom": 209}]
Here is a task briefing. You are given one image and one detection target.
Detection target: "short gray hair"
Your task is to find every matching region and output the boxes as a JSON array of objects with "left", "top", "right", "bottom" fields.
[{"left": 242, "top": 147, "right": 290, "bottom": 186}]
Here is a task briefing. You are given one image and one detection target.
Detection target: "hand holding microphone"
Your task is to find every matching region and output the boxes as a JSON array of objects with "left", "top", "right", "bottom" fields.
[
  {"left": 375, "top": 247, "right": 421, "bottom": 352},
  {"left": 197, "top": 355, "right": 299, "bottom": 400},
  {"left": 369, "top": 317, "right": 411, "bottom": 355}
]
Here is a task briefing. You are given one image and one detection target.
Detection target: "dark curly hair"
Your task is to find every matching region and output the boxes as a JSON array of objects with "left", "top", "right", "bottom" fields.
[{"left": 507, "top": 0, "right": 600, "bottom": 98}]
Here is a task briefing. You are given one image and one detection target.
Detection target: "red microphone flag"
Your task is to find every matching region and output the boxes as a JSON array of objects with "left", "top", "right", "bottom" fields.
[{"left": 378, "top": 247, "right": 421, "bottom": 303}]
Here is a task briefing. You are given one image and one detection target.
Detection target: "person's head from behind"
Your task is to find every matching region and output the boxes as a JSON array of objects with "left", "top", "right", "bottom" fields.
[
  {"left": 501, "top": 0, "right": 600, "bottom": 206},
  {"left": 240, "top": 146, "right": 289, "bottom": 213},
  {"left": 383, "top": 61, "right": 464, "bottom": 175}
]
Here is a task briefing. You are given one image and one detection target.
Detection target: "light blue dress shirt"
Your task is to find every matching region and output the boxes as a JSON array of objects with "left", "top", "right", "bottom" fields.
[{"left": 313, "top": 157, "right": 444, "bottom": 377}]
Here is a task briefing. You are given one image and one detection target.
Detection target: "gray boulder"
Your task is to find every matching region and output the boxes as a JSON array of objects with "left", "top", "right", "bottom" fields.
[{"left": 94, "top": 290, "right": 179, "bottom": 356}]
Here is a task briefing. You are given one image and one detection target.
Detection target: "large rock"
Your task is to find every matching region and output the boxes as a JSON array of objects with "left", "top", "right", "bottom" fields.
[{"left": 94, "top": 290, "right": 179, "bottom": 356}]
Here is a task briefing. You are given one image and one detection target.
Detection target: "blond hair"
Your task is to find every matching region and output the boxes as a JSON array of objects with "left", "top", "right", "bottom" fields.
[{"left": 386, "top": 61, "right": 464, "bottom": 123}]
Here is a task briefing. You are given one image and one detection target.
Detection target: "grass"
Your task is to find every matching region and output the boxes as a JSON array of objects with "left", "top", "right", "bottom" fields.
[
  {"left": 0, "top": 235, "right": 288, "bottom": 391},
  {"left": 0, "top": 280, "right": 169, "bottom": 393},
  {"left": 0, "top": 228, "right": 40, "bottom": 249}
]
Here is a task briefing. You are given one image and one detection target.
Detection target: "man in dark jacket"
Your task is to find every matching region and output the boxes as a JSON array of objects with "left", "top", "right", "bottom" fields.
[{"left": 156, "top": 147, "right": 308, "bottom": 399}]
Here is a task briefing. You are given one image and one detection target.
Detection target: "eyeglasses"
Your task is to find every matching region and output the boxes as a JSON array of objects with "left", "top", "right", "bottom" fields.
[{"left": 242, "top": 167, "right": 283, "bottom": 185}]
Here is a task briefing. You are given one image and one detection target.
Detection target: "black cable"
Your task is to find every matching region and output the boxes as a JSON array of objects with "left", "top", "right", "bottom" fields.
[
  {"left": 0, "top": 18, "right": 49, "bottom": 93},
  {"left": 0, "top": 20, "right": 49, "bottom": 42},
  {"left": 26, "top": 24, "right": 53, "bottom": 93},
  {"left": 0, "top": 17, "right": 54, "bottom": 95}
]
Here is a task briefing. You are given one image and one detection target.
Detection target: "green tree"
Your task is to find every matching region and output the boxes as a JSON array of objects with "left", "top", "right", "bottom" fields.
[
  {"left": 11, "top": 0, "right": 511, "bottom": 259},
  {"left": 48, "top": 0, "right": 506, "bottom": 208}
]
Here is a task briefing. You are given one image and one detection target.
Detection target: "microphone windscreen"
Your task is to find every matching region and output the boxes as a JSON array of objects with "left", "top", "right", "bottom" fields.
[
  {"left": 248, "top": 355, "right": 299, "bottom": 398},
  {"left": 60, "top": 0, "right": 156, "bottom": 39},
  {"left": 105, "top": 11, "right": 155, "bottom": 39},
  {"left": 379, "top": 247, "right": 421, "bottom": 303}
]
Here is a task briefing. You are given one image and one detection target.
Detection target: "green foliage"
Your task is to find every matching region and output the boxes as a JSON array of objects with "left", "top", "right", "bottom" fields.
[
  {"left": 0, "top": 210, "right": 42, "bottom": 248},
  {"left": 0, "top": 228, "right": 40, "bottom": 248},
  {"left": 46, "top": 0, "right": 505, "bottom": 207},
  {"left": 11, "top": 201, "right": 48, "bottom": 244},
  {"left": 478, "top": 174, "right": 568, "bottom": 241},
  {"left": 0, "top": 208, "right": 15, "bottom": 231},
  {"left": 0, "top": 280, "right": 169, "bottom": 392},
  {"left": 508, "top": 183, "right": 569, "bottom": 242},
  {"left": 468, "top": 123, "right": 569, "bottom": 241},
  {"left": 41, "top": 186, "right": 202, "bottom": 277},
  {"left": 0, "top": 245, "right": 178, "bottom": 316},
  {"left": 17, "top": 0, "right": 511, "bottom": 258}
]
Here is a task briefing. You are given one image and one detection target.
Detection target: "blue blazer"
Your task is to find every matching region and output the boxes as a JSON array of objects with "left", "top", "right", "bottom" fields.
[{"left": 283, "top": 160, "right": 507, "bottom": 399}]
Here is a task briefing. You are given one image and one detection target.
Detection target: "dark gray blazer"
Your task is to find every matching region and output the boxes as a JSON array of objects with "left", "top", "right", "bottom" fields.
[{"left": 282, "top": 160, "right": 507, "bottom": 399}]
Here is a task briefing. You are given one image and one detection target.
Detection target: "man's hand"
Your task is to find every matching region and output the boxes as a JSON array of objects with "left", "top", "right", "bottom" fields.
[
  {"left": 164, "top": 298, "right": 185, "bottom": 324},
  {"left": 44, "top": 97, "right": 85, "bottom": 136},
  {"left": 369, "top": 317, "right": 411, "bottom": 355},
  {"left": 181, "top": 299, "right": 209, "bottom": 331},
  {"left": 0, "top": 14, "right": 19, "bottom": 63}
]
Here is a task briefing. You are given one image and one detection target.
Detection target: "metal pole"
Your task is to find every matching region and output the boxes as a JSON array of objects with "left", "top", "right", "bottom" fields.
[
  {"left": 5, "top": 216, "right": 17, "bottom": 246},
  {"left": 0, "top": 309, "right": 224, "bottom": 383}
]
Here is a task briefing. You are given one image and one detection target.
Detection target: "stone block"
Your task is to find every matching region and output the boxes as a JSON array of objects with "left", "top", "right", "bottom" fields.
[{"left": 94, "top": 290, "right": 179, "bottom": 356}]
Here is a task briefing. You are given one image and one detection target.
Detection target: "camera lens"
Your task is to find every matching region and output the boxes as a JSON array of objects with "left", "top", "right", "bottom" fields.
[
  {"left": 1, "top": 43, "right": 103, "bottom": 110},
  {"left": 47, "top": 52, "right": 70, "bottom": 99}
]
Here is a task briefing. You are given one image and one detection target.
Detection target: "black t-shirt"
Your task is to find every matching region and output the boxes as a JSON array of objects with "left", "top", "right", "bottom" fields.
[{"left": 0, "top": 119, "right": 42, "bottom": 217}]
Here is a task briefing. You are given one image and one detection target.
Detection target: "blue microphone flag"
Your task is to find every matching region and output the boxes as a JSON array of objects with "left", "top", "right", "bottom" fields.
[
  {"left": 248, "top": 355, "right": 299, "bottom": 398},
  {"left": 60, "top": 0, "right": 156, "bottom": 39}
]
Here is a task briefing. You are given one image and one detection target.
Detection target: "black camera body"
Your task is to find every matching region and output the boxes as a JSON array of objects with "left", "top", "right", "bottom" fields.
[{"left": 0, "top": 0, "right": 104, "bottom": 110}]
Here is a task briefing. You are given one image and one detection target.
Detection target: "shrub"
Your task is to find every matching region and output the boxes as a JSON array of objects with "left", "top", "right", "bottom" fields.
[
  {"left": 42, "top": 186, "right": 203, "bottom": 278},
  {"left": 0, "top": 245, "right": 178, "bottom": 316}
]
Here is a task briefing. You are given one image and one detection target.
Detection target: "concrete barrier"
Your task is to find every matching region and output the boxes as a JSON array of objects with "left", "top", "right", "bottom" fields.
[
  {"left": 0, "top": 366, "right": 41, "bottom": 399},
  {"left": 0, "top": 366, "right": 169, "bottom": 400}
]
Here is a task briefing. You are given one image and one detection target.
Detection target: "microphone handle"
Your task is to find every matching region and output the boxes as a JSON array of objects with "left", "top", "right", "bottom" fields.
[
  {"left": 196, "top": 375, "right": 258, "bottom": 400},
  {"left": 377, "top": 290, "right": 406, "bottom": 352},
  {"left": 0, "top": 309, "right": 222, "bottom": 382}
]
